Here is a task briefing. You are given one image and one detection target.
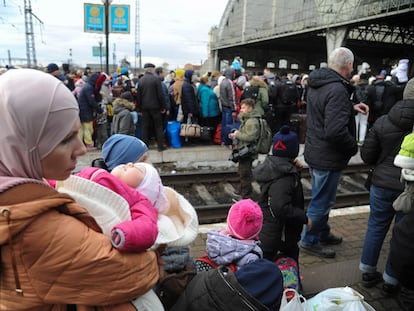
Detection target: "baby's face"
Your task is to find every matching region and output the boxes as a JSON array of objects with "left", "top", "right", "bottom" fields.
[{"left": 111, "top": 163, "right": 146, "bottom": 188}]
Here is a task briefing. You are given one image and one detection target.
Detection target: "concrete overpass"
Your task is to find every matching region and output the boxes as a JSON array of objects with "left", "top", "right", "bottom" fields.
[{"left": 205, "top": 0, "right": 414, "bottom": 75}]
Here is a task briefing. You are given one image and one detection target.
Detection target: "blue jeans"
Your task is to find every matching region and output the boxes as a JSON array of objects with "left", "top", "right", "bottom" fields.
[
  {"left": 301, "top": 168, "right": 342, "bottom": 246},
  {"left": 360, "top": 184, "right": 404, "bottom": 285}
]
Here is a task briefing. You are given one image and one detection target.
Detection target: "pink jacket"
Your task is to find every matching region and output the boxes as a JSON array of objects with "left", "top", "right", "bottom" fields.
[{"left": 76, "top": 167, "right": 158, "bottom": 252}]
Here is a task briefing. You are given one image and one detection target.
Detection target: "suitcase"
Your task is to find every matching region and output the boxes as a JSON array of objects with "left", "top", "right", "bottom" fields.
[{"left": 289, "top": 113, "right": 307, "bottom": 144}]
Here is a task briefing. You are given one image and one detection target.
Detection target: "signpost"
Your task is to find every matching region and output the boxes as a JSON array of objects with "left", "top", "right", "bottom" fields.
[{"left": 84, "top": 2, "right": 130, "bottom": 73}]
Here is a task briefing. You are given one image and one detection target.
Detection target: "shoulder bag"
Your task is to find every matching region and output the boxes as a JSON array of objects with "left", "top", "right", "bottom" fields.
[{"left": 180, "top": 116, "right": 201, "bottom": 138}]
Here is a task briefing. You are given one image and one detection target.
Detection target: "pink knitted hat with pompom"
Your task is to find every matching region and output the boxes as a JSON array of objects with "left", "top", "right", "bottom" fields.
[{"left": 226, "top": 199, "right": 263, "bottom": 240}]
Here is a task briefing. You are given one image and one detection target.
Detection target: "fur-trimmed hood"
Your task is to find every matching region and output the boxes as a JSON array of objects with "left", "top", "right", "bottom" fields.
[
  {"left": 249, "top": 76, "right": 268, "bottom": 88},
  {"left": 112, "top": 97, "right": 134, "bottom": 111}
]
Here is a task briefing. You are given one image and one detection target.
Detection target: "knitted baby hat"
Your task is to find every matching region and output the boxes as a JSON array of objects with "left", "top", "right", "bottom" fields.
[
  {"left": 272, "top": 125, "right": 299, "bottom": 159},
  {"left": 226, "top": 199, "right": 263, "bottom": 240},
  {"left": 134, "top": 162, "right": 169, "bottom": 214},
  {"left": 394, "top": 133, "right": 414, "bottom": 169},
  {"left": 102, "top": 134, "right": 148, "bottom": 171}
]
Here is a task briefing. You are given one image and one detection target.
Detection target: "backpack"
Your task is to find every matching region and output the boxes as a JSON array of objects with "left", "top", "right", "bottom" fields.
[
  {"left": 255, "top": 118, "right": 273, "bottom": 154},
  {"left": 354, "top": 83, "right": 369, "bottom": 104},
  {"left": 275, "top": 256, "right": 301, "bottom": 291},
  {"left": 241, "top": 85, "right": 259, "bottom": 101},
  {"left": 268, "top": 83, "right": 278, "bottom": 110},
  {"left": 280, "top": 80, "right": 299, "bottom": 105}
]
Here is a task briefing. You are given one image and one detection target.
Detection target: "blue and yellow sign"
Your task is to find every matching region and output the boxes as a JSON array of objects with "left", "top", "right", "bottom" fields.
[
  {"left": 84, "top": 3, "right": 130, "bottom": 34},
  {"left": 92, "top": 46, "right": 106, "bottom": 57},
  {"left": 110, "top": 5, "right": 130, "bottom": 33},
  {"left": 84, "top": 3, "right": 104, "bottom": 33}
]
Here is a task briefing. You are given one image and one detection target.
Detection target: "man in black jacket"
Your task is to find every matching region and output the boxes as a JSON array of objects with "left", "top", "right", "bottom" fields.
[
  {"left": 137, "top": 63, "right": 167, "bottom": 151},
  {"left": 300, "top": 47, "right": 368, "bottom": 258}
]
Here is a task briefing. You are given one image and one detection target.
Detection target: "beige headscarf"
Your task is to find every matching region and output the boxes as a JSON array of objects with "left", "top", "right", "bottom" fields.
[{"left": 0, "top": 69, "right": 79, "bottom": 180}]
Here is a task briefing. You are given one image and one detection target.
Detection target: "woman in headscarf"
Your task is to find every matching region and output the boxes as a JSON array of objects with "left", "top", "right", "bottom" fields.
[{"left": 0, "top": 68, "right": 160, "bottom": 310}]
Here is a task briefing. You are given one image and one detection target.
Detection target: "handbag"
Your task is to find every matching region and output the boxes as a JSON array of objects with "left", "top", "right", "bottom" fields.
[
  {"left": 155, "top": 265, "right": 196, "bottom": 310},
  {"left": 200, "top": 126, "right": 215, "bottom": 141},
  {"left": 180, "top": 116, "right": 201, "bottom": 138}
]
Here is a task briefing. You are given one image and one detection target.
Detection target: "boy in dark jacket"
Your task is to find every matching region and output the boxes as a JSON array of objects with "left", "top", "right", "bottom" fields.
[{"left": 253, "top": 125, "right": 310, "bottom": 263}]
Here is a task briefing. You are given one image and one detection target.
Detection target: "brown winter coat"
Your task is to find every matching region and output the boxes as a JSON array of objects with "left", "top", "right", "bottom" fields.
[{"left": 0, "top": 182, "right": 159, "bottom": 311}]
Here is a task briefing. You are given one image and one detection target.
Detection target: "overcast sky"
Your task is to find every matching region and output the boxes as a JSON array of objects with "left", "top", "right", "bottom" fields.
[{"left": 0, "top": 0, "right": 229, "bottom": 70}]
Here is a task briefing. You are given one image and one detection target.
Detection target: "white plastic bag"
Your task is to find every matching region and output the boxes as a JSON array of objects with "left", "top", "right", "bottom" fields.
[
  {"left": 279, "top": 288, "right": 306, "bottom": 311},
  {"left": 303, "top": 287, "right": 375, "bottom": 311},
  {"left": 176, "top": 104, "right": 184, "bottom": 122}
]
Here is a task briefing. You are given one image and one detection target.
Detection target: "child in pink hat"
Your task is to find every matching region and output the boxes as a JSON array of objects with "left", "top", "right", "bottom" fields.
[{"left": 195, "top": 199, "right": 264, "bottom": 272}]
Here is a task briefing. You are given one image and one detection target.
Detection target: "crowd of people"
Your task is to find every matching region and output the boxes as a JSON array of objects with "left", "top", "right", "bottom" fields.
[{"left": 0, "top": 47, "right": 413, "bottom": 310}]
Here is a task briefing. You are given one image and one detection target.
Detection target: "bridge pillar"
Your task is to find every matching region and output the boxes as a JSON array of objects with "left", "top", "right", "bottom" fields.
[{"left": 326, "top": 27, "right": 348, "bottom": 56}]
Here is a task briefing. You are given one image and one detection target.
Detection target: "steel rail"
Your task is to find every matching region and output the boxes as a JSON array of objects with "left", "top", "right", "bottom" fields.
[{"left": 160, "top": 163, "right": 372, "bottom": 224}]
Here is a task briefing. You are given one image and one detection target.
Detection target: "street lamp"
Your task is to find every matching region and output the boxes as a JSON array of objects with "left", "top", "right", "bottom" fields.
[{"left": 98, "top": 38, "right": 103, "bottom": 72}]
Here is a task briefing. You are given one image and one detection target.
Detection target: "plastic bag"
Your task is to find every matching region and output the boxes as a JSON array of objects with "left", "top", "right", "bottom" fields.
[
  {"left": 304, "top": 287, "right": 375, "bottom": 311},
  {"left": 279, "top": 288, "right": 306, "bottom": 311},
  {"left": 166, "top": 121, "right": 182, "bottom": 148}
]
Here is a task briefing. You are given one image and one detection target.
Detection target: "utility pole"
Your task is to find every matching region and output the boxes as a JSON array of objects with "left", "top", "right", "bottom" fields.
[
  {"left": 24, "top": 0, "right": 37, "bottom": 68},
  {"left": 134, "top": 0, "right": 141, "bottom": 73}
]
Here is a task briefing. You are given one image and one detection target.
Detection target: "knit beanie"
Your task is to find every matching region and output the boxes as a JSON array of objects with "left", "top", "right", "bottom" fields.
[
  {"left": 235, "top": 259, "right": 284, "bottom": 310},
  {"left": 226, "top": 199, "right": 263, "bottom": 240},
  {"left": 403, "top": 77, "right": 414, "bottom": 100},
  {"left": 272, "top": 125, "right": 299, "bottom": 159},
  {"left": 102, "top": 134, "right": 148, "bottom": 171},
  {"left": 47, "top": 63, "right": 59, "bottom": 73},
  {"left": 236, "top": 75, "right": 247, "bottom": 88},
  {"left": 394, "top": 133, "right": 414, "bottom": 169},
  {"left": 120, "top": 91, "right": 134, "bottom": 102},
  {"left": 175, "top": 69, "right": 185, "bottom": 79},
  {"left": 120, "top": 67, "right": 129, "bottom": 75}
]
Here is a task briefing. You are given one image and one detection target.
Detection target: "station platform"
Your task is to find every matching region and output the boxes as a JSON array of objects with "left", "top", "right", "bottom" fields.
[
  {"left": 76, "top": 143, "right": 365, "bottom": 173},
  {"left": 76, "top": 145, "right": 403, "bottom": 310}
]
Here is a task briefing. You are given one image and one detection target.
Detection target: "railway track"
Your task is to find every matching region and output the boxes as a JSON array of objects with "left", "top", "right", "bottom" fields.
[{"left": 161, "top": 163, "right": 372, "bottom": 224}]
